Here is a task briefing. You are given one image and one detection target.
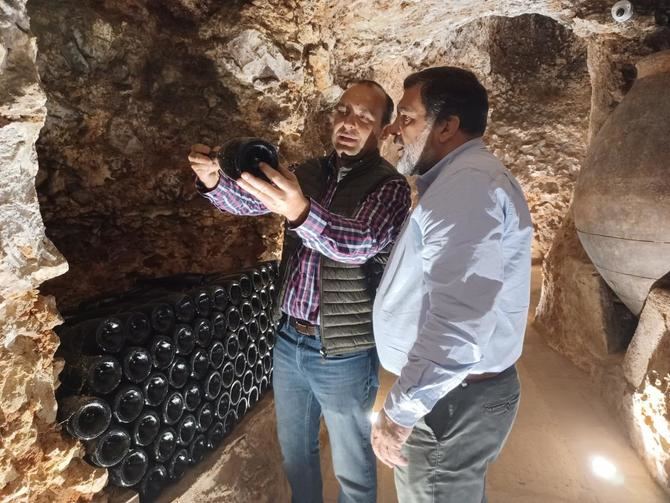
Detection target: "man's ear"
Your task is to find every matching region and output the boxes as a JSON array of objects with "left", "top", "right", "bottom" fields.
[{"left": 435, "top": 116, "right": 460, "bottom": 143}]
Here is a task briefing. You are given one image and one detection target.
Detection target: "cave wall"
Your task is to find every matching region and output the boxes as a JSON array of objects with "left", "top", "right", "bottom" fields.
[{"left": 0, "top": 1, "right": 106, "bottom": 501}]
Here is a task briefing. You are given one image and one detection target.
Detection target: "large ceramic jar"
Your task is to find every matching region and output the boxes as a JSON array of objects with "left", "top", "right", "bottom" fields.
[{"left": 574, "top": 50, "right": 670, "bottom": 316}]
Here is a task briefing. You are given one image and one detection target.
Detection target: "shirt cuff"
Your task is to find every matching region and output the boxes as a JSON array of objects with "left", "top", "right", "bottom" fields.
[
  {"left": 292, "top": 198, "right": 327, "bottom": 237},
  {"left": 383, "top": 382, "right": 430, "bottom": 428}
]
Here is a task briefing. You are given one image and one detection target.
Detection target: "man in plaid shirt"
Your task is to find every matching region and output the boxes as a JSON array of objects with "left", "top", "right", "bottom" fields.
[{"left": 189, "top": 80, "right": 410, "bottom": 503}]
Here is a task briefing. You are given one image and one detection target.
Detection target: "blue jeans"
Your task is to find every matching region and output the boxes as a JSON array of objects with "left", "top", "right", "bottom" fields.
[{"left": 273, "top": 320, "right": 379, "bottom": 503}]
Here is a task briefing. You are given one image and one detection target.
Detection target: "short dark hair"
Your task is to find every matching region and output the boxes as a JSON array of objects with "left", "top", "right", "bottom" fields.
[
  {"left": 351, "top": 79, "right": 395, "bottom": 127},
  {"left": 403, "top": 67, "right": 489, "bottom": 136}
]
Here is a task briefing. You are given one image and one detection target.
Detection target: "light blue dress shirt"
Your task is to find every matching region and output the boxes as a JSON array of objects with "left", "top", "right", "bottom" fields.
[{"left": 373, "top": 138, "right": 533, "bottom": 428}]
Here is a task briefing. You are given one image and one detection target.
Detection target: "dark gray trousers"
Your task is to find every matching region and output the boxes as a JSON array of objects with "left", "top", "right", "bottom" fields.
[{"left": 395, "top": 366, "right": 520, "bottom": 503}]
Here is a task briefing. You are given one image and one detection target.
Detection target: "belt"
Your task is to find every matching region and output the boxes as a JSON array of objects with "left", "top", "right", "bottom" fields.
[
  {"left": 463, "top": 365, "right": 515, "bottom": 384},
  {"left": 287, "top": 316, "right": 318, "bottom": 337}
]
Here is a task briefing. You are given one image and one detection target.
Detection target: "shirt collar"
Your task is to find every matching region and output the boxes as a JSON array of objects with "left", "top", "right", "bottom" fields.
[{"left": 416, "top": 137, "right": 485, "bottom": 195}]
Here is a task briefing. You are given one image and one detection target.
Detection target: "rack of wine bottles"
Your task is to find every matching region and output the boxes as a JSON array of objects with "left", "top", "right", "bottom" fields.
[{"left": 55, "top": 261, "right": 279, "bottom": 501}]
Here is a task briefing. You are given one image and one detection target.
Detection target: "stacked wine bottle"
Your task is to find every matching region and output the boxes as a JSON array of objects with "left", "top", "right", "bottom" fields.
[{"left": 56, "top": 261, "right": 279, "bottom": 501}]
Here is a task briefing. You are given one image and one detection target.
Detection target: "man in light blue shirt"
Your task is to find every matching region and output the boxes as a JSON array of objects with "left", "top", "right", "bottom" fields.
[{"left": 371, "top": 67, "right": 533, "bottom": 502}]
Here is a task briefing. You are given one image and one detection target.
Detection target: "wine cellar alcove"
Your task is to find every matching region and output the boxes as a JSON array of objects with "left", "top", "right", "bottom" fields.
[{"left": 1, "top": 0, "right": 670, "bottom": 501}]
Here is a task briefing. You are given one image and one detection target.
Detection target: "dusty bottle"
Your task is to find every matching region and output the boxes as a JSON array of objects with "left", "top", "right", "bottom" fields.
[
  {"left": 109, "top": 448, "right": 149, "bottom": 487},
  {"left": 234, "top": 353, "right": 246, "bottom": 379},
  {"left": 86, "top": 427, "right": 131, "bottom": 468},
  {"left": 142, "top": 372, "right": 169, "bottom": 407},
  {"left": 120, "top": 311, "right": 152, "bottom": 345},
  {"left": 112, "top": 385, "right": 144, "bottom": 423},
  {"left": 265, "top": 327, "right": 276, "bottom": 351},
  {"left": 258, "top": 336, "right": 269, "bottom": 356},
  {"left": 237, "top": 325, "right": 250, "bottom": 349},
  {"left": 236, "top": 397, "right": 248, "bottom": 421},
  {"left": 221, "top": 361, "right": 235, "bottom": 388},
  {"left": 139, "top": 464, "right": 168, "bottom": 500},
  {"left": 254, "top": 361, "right": 264, "bottom": 385},
  {"left": 246, "top": 343, "right": 259, "bottom": 368},
  {"left": 226, "top": 281, "right": 242, "bottom": 306},
  {"left": 242, "top": 370, "right": 254, "bottom": 394},
  {"left": 258, "top": 311, "right": 269, "bottom": 333},
  {"left": 188, "top": 434, "right": 208, "bottom": 464},
  {"left": 145, "top": 302, "right": 176, "bottom": 334},
  {"left": 230, "top": 380, "right": 242, "bottom": 405},
  {"left": 239, "top": 301, "right": 254, "bottom": 325},
  {"left": 59, "top": 316, "right": 125, "bottom": 354},
  {"left": 268, "top": 284, "right": 277, "bottom": 306},
  {"left": 193, "top": 318, "right": 213, "bottom": 348},
  {"left": 225, "top": 305, "right": 241, "bottom": 332},
  {"left": 259, "top": 265, "right": 272, "bottom": 288},
  {"left": 168, "top": 448, "right": 189, "bottom": 480},
  {"left": 172, "top": 323, "right": 196, "bottom": 356},
  {"left": 224, "top": 332, "right": 240, "bottom": 360},
  {"left": 250, "top": 270, "right": 263, "bottom": 293},
  {"left": 151, "top": 427, "right": 178, "bottom": 463},
  {"left": 247, "top": 318, "right": 260, "bottom": 341},
  {"left": 238, "top": 274, "right": 253, "bottom": 299},
  {"left": 168, "top": 357, "right": 189, "bottom": 389},
  {"left": 223, "top": 409, "right": 237, "bottom": 436},
  {"left": 262, "top": 353, "right": 273, "bottom": 376},
  {"left": 149, "top": 335, "right": 176, "bottom": 370},
  {"left": 259, "top": 376, "right": 269, "bottom": 396},
  {"left": 60, "top": 355, "right": 123, "bottom": 395},
  {"left": 176, "top": 414, "right": 197, "bottom": 446},
  {"left": 216, "top": 392, "right": 231, "bottom": 420},
  {"left": 211, "top": 312, "right": 226, "bottom": 341},
  {"left": 204, "top": 370, "right": 223, "bottom": 401},
  {"left": 208, "top": 341, "right": 225, "bottom": 370},
  {"left": 209, "top": 285, "right": 228, "bottom": 312},
  {"left": 195, "top": 401, "right": 214, "bottom": 432},
  {"left": 247, "top": 386, "right": 259, "bottom": 409},
  {"left": 207, "top": 421, "right": 226, "bottom": 449},
  {"left": 122, "top": 347, "right": 152, "bottom": 384},
  {"left": 161, "top": 390, "right": 185, "bottom": 426},
  {"left": 58, "top": 395, "right": 111, "bottom": 440},
  {"left": 189, "top": 348, "right": 209, "bottom": 381},
  {"left": 183, "top": 380, "right": 202, "bottom": 412},
  {"left": 191, "top": 289, "right": 212, "bottom": 318},
  {"left": 131, "top": 410, "right": 161, "bottom": 447},
  {"left": 250, "top": 293, "right": 262, "bottom": 316}
]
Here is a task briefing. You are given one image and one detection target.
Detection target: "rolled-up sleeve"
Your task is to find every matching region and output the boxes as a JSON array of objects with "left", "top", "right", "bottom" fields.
[{"left": 384, "top": 170, "right": 505, "bottom": 428}]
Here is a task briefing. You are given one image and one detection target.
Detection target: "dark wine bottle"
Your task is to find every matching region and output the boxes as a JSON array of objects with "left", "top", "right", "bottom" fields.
[
  {"left": 176, "top": 414, "right": 197, "bottom": 446},
  {"left": 168, "top": 292, "right": 196, "bottom": 323},
  {"left": 59, "top": 316, "right": 125, "bottom": 354},
  {"left": 258, "top": 289, "right": 270, "bottom": 310},
  {"left": 222, "top": 410, "right": 237, "bottom": 436},
  {"left": 229, "top": 380, "right": 242, "bottom": 405},
  {"left": 235, "top": 397, "right": 248, "bottom": 420},
  {"left": 247, "top": 386, "right": 259, "bottom": 409},
  {"left": 247, "top": 318, "right": 260, "bottom": 341},
  {"left": 131, "top": 410, "right": 161, "bottom": 447},
  {"left": 237, "top": 325, "right": 250, "bottom": 349},
  {"left": 120, "top": 311, "right": 151, "bottom": 345},
  {"left": 225, "top": 305, "right": 241, "bottom": 332},
  {"left": 238, "top": 274, "right": 253, "bottom": 299},
  {"left": 188, "top": 434, "right": 208, "bottom": 464},
  {"left": 112, "top": 385, "right": 144, "bottom": 423},
  {"left": 221, "top": 361, "right": 235, "bottom": 388},
  {"left": 58, "top": 395, "right": 111, "bottom": 440},
  {"left": 268, "top": 283, "right": 277, "bottom": 306},
  {"left": 209, "top": 285, "right": 228, "bottom": 313},
  {"left": 172, "top": 323, "right": 196, "bottom": 356},
  {"left": 86, "top": 427, "right": 131, "bottom": 468},
  {"left": 265, "top": 327, "right": 276, "bottom": 350},
  {"left": 250, "top": 269, "right": 263, "bottom": 292},
  {"left": 183, "top": 380, "right": 202, "bottom": 412},
  {"left": 195, "top": 401, "right": 214, "bottom": 432},
  {"left": 254, "top": 361, "right": 264, "bottom": 385},
  {"left": 258, "top": 336, "right": 269, "bottom": 356},
  {"left": 168, "top": 448, "right": 189, "bottom": 481},
  {"left": 206, "top": 421, "right": 226, "bottom": 449},
  {"left": 122, "top": 347, "right": 152, "bottom": 383},
  {"left": 242, "top": 370, "right": 254, "bottom": 394},
  {"left": 145, "top": 302, "right": 175, "bottom": 334},
  {"left": 60, "top": 355, "right": 123, "bottom": 395},
  {"left": 259, "top": 376, "right": 269, "bottom": 396},
  {"left": 161, "top": 390, "right": 185, "bottom": 425},
  {"left": 193, "top": 317, "right": 213, "bottom": 348},
  {"left": 250, "top": 293, "right": 262, "bottom": 316},
  {"left": 259, "top": 265, "right": 272, "bottom": 288},
  {"left": 258, "top": 311, "right": 269, "bottom": 333},
  {"left": 216, "top": 392, "right": 231, "bottom": 420},
  {"left": 189, "top": 348, "right": 209, "bottom": 381},
  {"left": 240, "top": 301, "right": 254, "bottom": 325},
  {"left": 142, "top": 372, "right": 169, "bottom": 406},
  {"left": 151, "top": 427, "right": 178, "bottom": 463},
  {"left": 139, "top": 464, "right": 168, "bottom": 500},
  {"left": 234, "top": 353, "right": 246, "bottom": 378},
  {"left": 208, "top": 341, "right": 225, "bottom": 370},
  {"left": 204, "top": 371, "right": 223, "bottom": 401},
  {"left": 262, "top": 353, "right": 273, "bottom": 376},
  {"left": 211, "top": 312, "right": 226, "bottom": 341},
  {"left": 226, "top": 281, "right": 242, "bottom": 306},
  {"left": 191, "top": 289, "right": 212, "bottom": 318},
  {"left": 150, "top": 335, "right": 176, "bottom": 370},
  {"left": 224, "top": 332, "right": 239, "bottom": 360},
  {"left": 109, "top": 448, "right": 149, "bottom": 487},
  {"left": 168, "top": 357, "right": 189, "bottom": 389},
  {"left": 246, "top": 343, "right": 259, "bottom": 368}
]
